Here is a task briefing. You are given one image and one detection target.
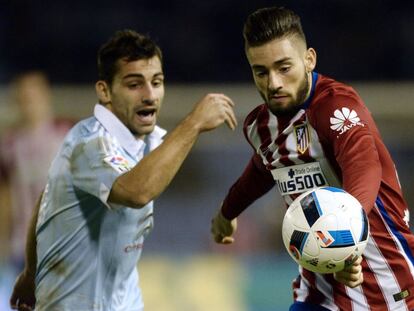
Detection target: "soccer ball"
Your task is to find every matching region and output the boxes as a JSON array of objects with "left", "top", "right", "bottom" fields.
[{"left": 282, "top": 187, "right": 369, "bottom": 273}]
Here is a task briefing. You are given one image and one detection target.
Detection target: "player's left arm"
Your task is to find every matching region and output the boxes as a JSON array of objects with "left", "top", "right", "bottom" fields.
[
  {"left": 10, "top": 192, "right": 42, "bottom": 311},
  {"left": 313, "top": 89, "right": 382, "bottom": 214}
]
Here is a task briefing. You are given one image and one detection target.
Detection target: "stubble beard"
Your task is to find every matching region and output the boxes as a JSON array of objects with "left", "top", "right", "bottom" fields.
[{"left": 263, "top": 71, "right": 310, "bottom": 116}]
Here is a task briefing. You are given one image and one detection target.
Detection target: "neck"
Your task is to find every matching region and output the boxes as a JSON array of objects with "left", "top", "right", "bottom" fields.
[{"left": 304, "top": 71, "right": 313, "bottom": 101}]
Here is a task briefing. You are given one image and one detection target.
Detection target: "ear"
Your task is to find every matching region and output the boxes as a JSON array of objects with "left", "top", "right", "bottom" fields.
[
  {"left": 304, "top": 48, "right": 317, "bottom": 73},
  {"left": 95, "top": 80, "right": 111, "bottom": 104}
]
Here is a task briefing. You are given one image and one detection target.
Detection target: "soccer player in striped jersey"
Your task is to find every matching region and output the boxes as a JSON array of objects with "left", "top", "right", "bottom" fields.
[
  {"left": 211, "top": 6, "right": 414, "bottom": 311},
  {"left": 10, "top": 30, "right": 237, "bottom": 311}
]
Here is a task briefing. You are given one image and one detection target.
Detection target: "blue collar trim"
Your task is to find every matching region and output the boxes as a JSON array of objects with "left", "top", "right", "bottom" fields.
[{"left": 301, "top": 71, "right": 318, "bottom": 110}]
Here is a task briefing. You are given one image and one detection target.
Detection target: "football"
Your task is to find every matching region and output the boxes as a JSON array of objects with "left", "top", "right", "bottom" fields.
[{"left": 282, "top": 187, "right": 369, "bottom": 273}]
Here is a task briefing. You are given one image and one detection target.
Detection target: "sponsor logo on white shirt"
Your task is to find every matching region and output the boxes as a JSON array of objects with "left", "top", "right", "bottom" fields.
[
  {"left": 271, "top": 162, "right": 328, "bottom": 195},
  {"left": 330, "top": 107, "right": 364, "bottom": 136},
  {"left": 104, "top": 155, "right": 131, "bottom": 173}
]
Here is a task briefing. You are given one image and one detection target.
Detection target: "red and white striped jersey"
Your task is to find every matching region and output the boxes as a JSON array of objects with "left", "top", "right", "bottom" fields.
[{"left": 222, "top": 72, "right": 414, "bottom": 310}]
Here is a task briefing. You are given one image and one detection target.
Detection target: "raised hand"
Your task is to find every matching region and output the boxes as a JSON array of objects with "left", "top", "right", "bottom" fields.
[{"left": 188, "top": 93, "right": 237, "bottom": 132}]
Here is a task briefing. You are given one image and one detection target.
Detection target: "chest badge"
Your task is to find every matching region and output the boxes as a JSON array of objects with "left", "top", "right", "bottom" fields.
[{"left": 294, "top": 123, "right": 310, "bottom": 154}]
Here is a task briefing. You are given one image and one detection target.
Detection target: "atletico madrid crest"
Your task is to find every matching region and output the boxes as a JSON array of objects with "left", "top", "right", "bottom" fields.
[{"left": 294, "top": 123, "right": 310, "bottom": 154}]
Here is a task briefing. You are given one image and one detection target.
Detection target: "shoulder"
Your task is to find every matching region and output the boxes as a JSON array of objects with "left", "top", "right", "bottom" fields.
[
  {"left": 63, "top": 117, "right": 109, "bottom": 150},
  {"left": 307, "top": 74, "right": 375, "bottom": 140},
  {"left": 312, "top": 74, "right": 363, "bottom": 108},
  {"left": 308, "top": 74, "right": 368, "bottom": 123},
  {"left": 69, "top": 117, "right": 123, "bottom": 158},
  {"left": 69, "top": 116, "right": 103, "bottom": 138}
]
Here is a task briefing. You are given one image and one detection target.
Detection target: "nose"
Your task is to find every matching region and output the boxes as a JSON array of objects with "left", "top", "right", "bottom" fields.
[
  {"left": 142, "top": 83, "right": 156, "bottom": 105},
  {"left": 268, "top": 71, "right": 283, "bottom": 92}
]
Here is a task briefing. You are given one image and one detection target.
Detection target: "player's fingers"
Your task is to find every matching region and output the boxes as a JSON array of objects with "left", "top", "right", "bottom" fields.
[
  {"left": 214, "top": 233, "right": 233, "bottom": 244},
  {"left": 344, "top": 273, "right": 363, "bottom": 288},
  {"left": 224, "top": 110, "right": 237, "bottom": 130},
  {"left": 345, "top": 261, "right": 362, "bottom": 274},
  {"left": 218, "top": 102, "right": 237, "bottom": 130},
  {"left": 221, "top": 236, "right": 234, "bottom": 244},
  {"left": 353, "top": 256, "right": 363, "bottom": 266},
  {"left": 226, "top": 106, "right": 238, "bottom": 129},
  {"left": 350, "top": 263, "right": 362, "bottom": 274},
  {"left": 340, "top": 279, "right": 358, "bottom": 288},
  {"left": 335, "top": 268, "right": 360, "bottom": 281},
  {"left": 214, "top": 237, "right": 222, "bottom": 243},
  {"left": 10, "top": 291, "right": 18, "bottom": 309},
  {"left": 214, "top": 234, "right": 225, "bottom": 243},
  {"left": 214, "top": 94, "right": 235, "bottom": 107},
  {"left": 19, "top": 304, "right": 34, "bottom": 311},
  {"left": 334, "top": 270, "right": 363, "bottom": 288}
]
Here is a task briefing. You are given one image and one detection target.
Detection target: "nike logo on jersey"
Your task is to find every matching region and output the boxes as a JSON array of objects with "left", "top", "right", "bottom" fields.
[{"left": 330, "top": 107, "right": 364, "bottom": 137}]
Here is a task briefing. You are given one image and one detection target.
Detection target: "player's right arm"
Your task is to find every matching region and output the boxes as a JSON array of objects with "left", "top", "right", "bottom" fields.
[
  {"left": 211, "top": 153, "right": 275, "bottom": 244},
  {"left": 10, "top": 193, "right": 42, "bottom": 311},
  {"left": 109, "top": 93, "right": 237, "bottom": 208}
]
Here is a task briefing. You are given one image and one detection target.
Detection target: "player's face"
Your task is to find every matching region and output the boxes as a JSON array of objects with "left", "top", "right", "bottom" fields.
[
  {"left": 103, "top": 56, "right": 164, "bottom": 140},
  {"left": 246, "top": 36, "right": 316, "bottom": 115}
]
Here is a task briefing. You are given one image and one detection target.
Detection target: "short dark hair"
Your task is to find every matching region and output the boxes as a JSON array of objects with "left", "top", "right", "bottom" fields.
[
  {"left": 97, "top": 29, "right": 163, "bottom": 85},
  {"left": 243, "top": 7, "right": 306, "bottom": 48}
]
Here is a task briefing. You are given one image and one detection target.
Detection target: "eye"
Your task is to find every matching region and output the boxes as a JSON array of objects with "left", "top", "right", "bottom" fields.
[
  {"left": 254, "top": 71, "right": 268, "bottom": 78},
  {"left": 279, "top": 66, "right": 291, "bottom": 73},
  {"left": 152, "top": 78, "right": 164, "bottom": 87},
  {"left": 127, "top": 81, "right": 144, "bottom": 89}
]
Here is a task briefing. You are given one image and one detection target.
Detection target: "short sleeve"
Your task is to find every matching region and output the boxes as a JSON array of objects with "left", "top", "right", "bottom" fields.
[{"left": 71, "top": 134, "right": 133, "bottom": 208}]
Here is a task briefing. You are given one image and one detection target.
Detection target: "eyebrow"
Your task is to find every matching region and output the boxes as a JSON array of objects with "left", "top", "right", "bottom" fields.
[
  {"left": 122, "top": 72, "right": 164, "bottom": 80},
  {"left": 251, "top": 57, "right": 292, "bottom": 70}
]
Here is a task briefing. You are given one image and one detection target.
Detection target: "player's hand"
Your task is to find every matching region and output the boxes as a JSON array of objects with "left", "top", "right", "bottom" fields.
[
  {"left": 211, "top": 209, "right": 237, "bottom": 244},
  {"left": 334, "top": 256, "right": 363, "bottom": 288},
  {"left": 189, "top": 93, "right": 237, "bottom": 132},
  {"left": 10, "top": 269, "right": 36, "bottom": 311}
]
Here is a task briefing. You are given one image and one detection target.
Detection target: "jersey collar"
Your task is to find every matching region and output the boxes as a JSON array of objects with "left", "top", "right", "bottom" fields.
[
  {"left": 300, "top": 71, "right": 318, "bottom": 110},
  {"left": 94, "top": 104, "right": 167, "bottom": 158}
]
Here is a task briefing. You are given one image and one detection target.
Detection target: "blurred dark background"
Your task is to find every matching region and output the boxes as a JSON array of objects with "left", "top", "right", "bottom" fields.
[{"left": 1, "top": 0, "right": 413, "bottom": 83}]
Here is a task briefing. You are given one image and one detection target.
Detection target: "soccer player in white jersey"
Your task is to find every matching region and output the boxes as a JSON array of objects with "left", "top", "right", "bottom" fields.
[
  {"left": 211, "top": 6, "right": 414, "bottom": 311},
  {"left": 9, "top": 29, "right": 237, "bottom": 311}
]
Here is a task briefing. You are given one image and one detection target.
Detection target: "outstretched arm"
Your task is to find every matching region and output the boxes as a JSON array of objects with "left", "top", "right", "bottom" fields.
[
  {"left": 211, "top": 153, "right": 275, "bottom": 244},
  {"left": 222, "top": 153, "right": 275, "bottom": 220},
  {"left": 109, "top": 93, "right": 237, "bottom": 208},
  {"left": 10, "top": 193, "right": 42, "bottom": 311}
]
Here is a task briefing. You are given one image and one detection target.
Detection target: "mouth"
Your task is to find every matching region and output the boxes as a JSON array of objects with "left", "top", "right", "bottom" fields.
[
  {"left": 135, "top": 107, "right": 157, "bottom": 125},
  {"left": 270, "top": 93, "right": 288, "bottom": 99},
  {"left": 269, "top": 93, "right": 290, "bottom": 102}
]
